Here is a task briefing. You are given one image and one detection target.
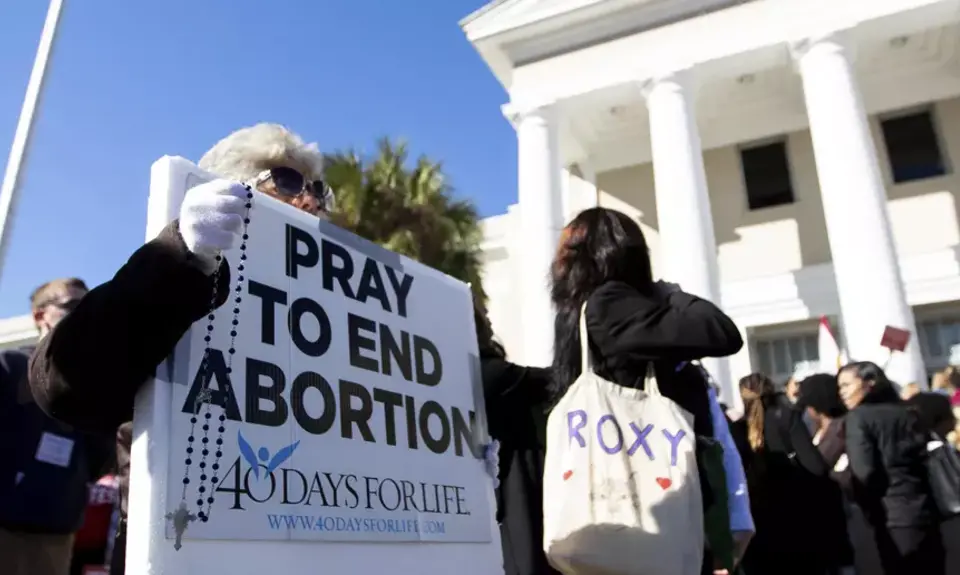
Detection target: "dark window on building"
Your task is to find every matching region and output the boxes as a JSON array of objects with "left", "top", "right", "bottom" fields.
[
  {"left": 754, "top": 333, "right": 820, "bottom": 386},
  {"left": 740, "top": 140, "right": 794, "bottom": 210},
  {"left": 881, "top": 110, "right": 946, "bottom": 184}
]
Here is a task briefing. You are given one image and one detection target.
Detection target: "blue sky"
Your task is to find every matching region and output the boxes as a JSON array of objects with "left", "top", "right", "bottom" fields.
[{"left": 0, "top": 0, "right": 514, "bottom": 317}]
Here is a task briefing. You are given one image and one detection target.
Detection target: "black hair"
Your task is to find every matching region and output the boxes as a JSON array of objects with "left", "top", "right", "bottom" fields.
[
  {"left": 549, "top": 207, "right": 654, "bottom": 398},
  {"left": 474, "top": 301, "right": 505, "bottom": 360},
  {"left": 797, "top": 373, "right": 847, "bottom": 418},
  {"left": 838, "top": 360, "right": 901, "bottom": 403},
  {"left": 907, "top": 392, "right": 955, "bottom": 436}
]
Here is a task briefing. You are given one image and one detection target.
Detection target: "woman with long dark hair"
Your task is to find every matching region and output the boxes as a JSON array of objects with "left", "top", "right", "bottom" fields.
[
  {"left": 474, "top": 302, "right": 558, "bottom": 575},
  {"left": 839, "top": 361, "right": 944, "bottom": 574},
  {"left": 549, "top": 207, "right": 743, "bottom": 436},
  {"left": 549, "top": 207, "right": 743, "bottom": 572},
  {"left": 734, "top": 373, "right": 829, "bottom": 575}
]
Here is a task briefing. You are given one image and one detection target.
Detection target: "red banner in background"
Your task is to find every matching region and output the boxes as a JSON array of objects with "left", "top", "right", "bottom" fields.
[{"left": 880, "top": 325, "right": 911, "bottom": 352}]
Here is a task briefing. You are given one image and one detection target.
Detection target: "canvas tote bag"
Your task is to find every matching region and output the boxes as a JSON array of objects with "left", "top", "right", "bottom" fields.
[{"left": 543, "top": 303, "right": 704, "bottom": 575}]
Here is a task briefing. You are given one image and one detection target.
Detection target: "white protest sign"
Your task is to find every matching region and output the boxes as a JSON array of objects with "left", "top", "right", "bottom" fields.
[{"left": 127, "top": 156, "right": 502, "bottom": 574}]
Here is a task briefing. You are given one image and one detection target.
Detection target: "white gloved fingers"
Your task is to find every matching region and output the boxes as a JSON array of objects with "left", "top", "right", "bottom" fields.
[
  {"left": 200, "top": 194, "right": 248, "bottom": 218},
  {"left": 194, "top": 226, "right": 241, "bottom": 253},
  {"left": 186, "top": 179, "right": 250, "bottom": 202},
  {"left": 179, "top": 178, "right": 251, "bottom": 268},
  {"left": 217, "top": 212, "right": 244, "bottom": 234},
  {"left": 216, "top": 182, "right": 252, "bottom": 205},
  {"left": 183, "top": 213, "right": 243, "bottom": 249},
  {"left": 482, "top": 440, "right": 501, "bottom": 489},
  {"left": 183, "top": 183, "right": 248, "bottom": 214}
]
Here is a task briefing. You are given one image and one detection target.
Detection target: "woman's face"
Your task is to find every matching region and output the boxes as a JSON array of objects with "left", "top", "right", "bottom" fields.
[
  {"left": 785, "top": 378, "right": 800, "bottom": 402},
  {"left": 256, "top": 175, "right": 327, "bottom": 219},
  {"left": 838, "top": 368, "right": 871, "bottom": 409}
]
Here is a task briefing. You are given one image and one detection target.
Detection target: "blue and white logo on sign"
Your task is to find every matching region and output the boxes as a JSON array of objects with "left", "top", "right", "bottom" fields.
[{"left": 237, "top": 431, "right": 300, "bottom": 480}]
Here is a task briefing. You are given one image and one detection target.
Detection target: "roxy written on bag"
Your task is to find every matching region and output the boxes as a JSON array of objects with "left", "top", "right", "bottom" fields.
[{"left": 542, "top": 302, "right": 704, "bottom": 575}]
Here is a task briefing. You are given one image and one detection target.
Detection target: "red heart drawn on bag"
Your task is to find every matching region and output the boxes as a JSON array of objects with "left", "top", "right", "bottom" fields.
[
  {"left": 562, "top": 470, "right": 573, "bottom": 481},
  {"left": 656, "top": 477, "right": 672, "bottom": 490}
]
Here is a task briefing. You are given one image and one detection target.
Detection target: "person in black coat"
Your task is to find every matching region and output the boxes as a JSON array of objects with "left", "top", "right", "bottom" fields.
[
  {"left": 795, "top": 373, "right": 861, "bottom": 574},
  {"left": 25, "top": 124, "right": 338, "bottom": 575},
  {"left": 906, "top": 392, "right": 960, "bottom": 575},
  {"left": 839, "top": 361, "right": 944, "bottom": 574},
  {"left": 1, "top": 278, "right": 114, "bottom": 575},
  {"left": 548, "top": 207, "right": 744, "bottom": 574},
  {"left": 474, "top": 304, "right": 558, "bottom": 575},
  {"left": 733, "top": 372, "right": 830, "bottom": 575},
  {"left": 907, "top": 392, "right": 958, "bottom": 441}
]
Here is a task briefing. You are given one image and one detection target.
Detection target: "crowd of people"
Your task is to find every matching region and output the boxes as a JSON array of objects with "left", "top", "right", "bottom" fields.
[
  {"left": 736, "top": 364, "right": 960, "bottom": 575},
  {"left": 3, "top": 122, "right": 960, "bottom": 575}
]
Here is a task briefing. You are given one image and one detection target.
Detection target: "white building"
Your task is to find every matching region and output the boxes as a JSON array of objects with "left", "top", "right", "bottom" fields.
[
  {"left": 0, "top": 314, "right": 37, "bottom": 350},
  {"left": 462, "top": 0, "right": 960, "bottom": 404}
]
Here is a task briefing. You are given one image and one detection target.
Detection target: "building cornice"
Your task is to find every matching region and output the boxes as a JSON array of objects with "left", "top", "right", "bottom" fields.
[
  {"left": 462, "top": 0, "right": 754, "bottom": 89},
  {"left": 0, "top": 314, "right": 37, "bottom": 350}
]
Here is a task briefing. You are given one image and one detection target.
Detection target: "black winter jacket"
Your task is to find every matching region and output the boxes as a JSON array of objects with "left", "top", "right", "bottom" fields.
[
  {"left": 481, "top": 355, "right": 558, "bottom": 575},
  {"left": 579, "top": 281, "right": 744, "bottom": 438},
  {"left": 0, "top": 346, "right": 113, "bottom": 533},
  {"left": 734, "top": 393, "right": 830, "bottom": 565},
  {"left": 846, "top": 384, "right": 936, "bottom": 529}
]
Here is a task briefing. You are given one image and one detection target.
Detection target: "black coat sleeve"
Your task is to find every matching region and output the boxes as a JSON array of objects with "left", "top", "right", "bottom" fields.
[
  {"left": 585, "top": 281, "right": 743, "bottom": 362},
  {"left": 480, "top": 356, "right": 551, "bottom": 419},
  {"left": 29, "top": 220, "right": 230, "bottom": 434},
  {"left": 845, "top": 409, "right": 879, "bottom": 490},
  {"left": 784, "top": 406, "right": 829, "bottom": 477}
]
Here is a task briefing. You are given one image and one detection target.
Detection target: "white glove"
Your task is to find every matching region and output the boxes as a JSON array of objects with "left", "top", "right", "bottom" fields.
[
  {"left": 179, "top": 179, "right": 249, "bottom": 274},
  {"left": 482, "top": 440, "right": 501, "bottom": 489}
]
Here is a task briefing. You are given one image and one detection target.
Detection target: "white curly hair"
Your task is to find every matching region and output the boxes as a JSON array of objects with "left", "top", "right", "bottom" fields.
[{"left": 198, "top": 123, "right": 324, "bottom": 182}]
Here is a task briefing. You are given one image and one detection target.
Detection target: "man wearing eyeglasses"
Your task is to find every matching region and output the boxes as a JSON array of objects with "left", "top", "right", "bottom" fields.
[
  {"left": 26, "top": 123, "right": 334, "bottom": 575},
  {"left": 1, "top": 279, "right": 114, "bottom": 575}
]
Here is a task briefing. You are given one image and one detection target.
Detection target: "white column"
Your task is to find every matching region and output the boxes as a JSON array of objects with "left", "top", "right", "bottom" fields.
[
  {"left": 793, "top": 35, "right": 927, "bottom": 385},
  {"left": 562, "top": 161, "right": 598, "bottom": 223},
  {"left": 503, "top": 103, "right": 564, "bottom": 367},
  {"left": 642, "top": 70, "right": 735, "bottom": 403}
]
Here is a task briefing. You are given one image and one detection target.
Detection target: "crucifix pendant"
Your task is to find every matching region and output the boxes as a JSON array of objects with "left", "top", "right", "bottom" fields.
[
  {"left": 193, "top": 387, "right": 213, "bottom": 412},
  {"left": 165, "top": 501, "right": 196, "bottom": 551}
]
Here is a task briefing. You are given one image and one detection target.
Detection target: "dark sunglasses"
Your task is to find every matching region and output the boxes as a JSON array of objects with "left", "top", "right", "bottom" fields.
[
  {"left": 40, "top": 298, "right": 82, "bottom": 313},
  {"left": 253, "top": 167, "right": 335, "bottom": 212}
]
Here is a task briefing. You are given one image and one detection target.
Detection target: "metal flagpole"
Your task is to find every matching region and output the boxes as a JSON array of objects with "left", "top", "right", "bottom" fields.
[{"left": 0, "top": 0, "right": 66, "bottom": 286}]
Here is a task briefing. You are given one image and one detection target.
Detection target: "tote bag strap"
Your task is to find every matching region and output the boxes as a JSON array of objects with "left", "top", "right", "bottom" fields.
[
  {"left": 644, "top": 361, "right": 663, "bottom": 397},
  {"left": 579, "top": 301, "right": 592, "bottom": 375},
  {"left": 581, "top": 301, "right": 664, "bottom": 397}
]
